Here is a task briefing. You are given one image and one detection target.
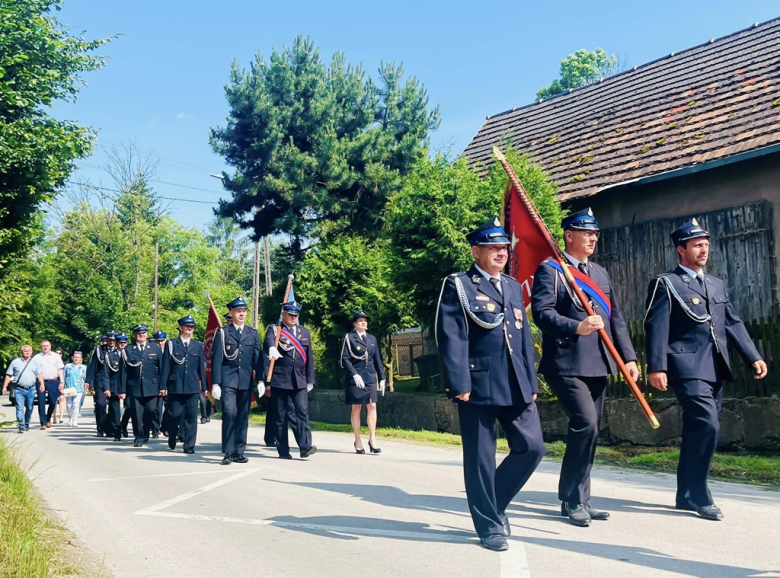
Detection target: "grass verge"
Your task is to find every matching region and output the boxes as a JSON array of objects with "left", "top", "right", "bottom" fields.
[
  {"left": 233, "top": 412, "right": 780, "bottom": 489},
  {"left": 0, "top": 435, "right": 79, "bottom": 578}
]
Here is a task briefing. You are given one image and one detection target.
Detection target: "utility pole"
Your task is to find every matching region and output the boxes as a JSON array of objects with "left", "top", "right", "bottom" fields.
[
  {"left": 252, "top": 241, "right": 260, "bottom": 328},
  {"left": 263, "top": 236, "right": 272, "bottom": 296},
  {"left": 153, "top": 243, "right": 159, "bottom": 332}
]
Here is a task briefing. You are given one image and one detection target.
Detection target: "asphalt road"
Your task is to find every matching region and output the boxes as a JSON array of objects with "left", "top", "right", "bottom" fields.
[{"left": 4, "top": 397, "right": 780, "bottom": 578}]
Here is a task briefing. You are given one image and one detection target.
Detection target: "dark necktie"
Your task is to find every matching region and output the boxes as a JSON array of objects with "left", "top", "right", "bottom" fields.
[
  {"left": 489, "top": 277, "right": 501, "bottom": 294},
  {"left": 184, "top": 341, "right": 188, "bottom": 351},
  {"left": 578, "top": 262, "right": 588, "bottom": 276}
]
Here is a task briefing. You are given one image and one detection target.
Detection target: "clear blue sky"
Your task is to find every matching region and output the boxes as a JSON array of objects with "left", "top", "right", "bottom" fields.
[{"left": 52, "top": 0, "right": 779, "bottom": 230}]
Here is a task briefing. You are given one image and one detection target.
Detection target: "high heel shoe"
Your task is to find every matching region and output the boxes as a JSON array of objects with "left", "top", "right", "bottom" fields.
[
  {"left": 368, "top": 441, "right": 381, "bottom": 454},
  {"left": 354, "top": 442, "right": 365, "bottom": 455}
]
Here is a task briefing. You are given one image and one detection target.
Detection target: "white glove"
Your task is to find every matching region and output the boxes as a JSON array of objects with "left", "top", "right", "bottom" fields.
[
  {"left": 258, "top": 382, "right": 265, "bottom": 389},
  {"left": 379, "top": 380, "right": 386, "bottom": 396},
  {"left": 352, "top": 374, "right": 365, "bottom": 389},
  {"left": 307, "top": 384, "right": 314, "bottom": 393},
  {"left": 268, "top": 346, "right": 282, "bottom": 360},
  {"left": 212, "top": 384, "right": 221, "bottom": 400}
]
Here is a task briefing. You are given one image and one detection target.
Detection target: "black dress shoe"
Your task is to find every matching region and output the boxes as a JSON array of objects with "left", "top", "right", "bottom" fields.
[
  {"left": 278, "top": 453, "right": 293, "bottom": 460},
  {"left": 584, "top": 503, "right": 610, "bottom": 520},
  {"left": 479, "top": 533, "right": 508, "bottom": 552},
  {"left": 354, "top": 442, "right": 366, "bottom": 455},
  {"left": 97, "top": 431, "right": 105, "bottom": 437},
  {"left": 133, "top": 442, "right": 143, "bottom": 448},
  {"left": 113, "top": 435, "right": 121, "bottom": 442},
  {"left": 233, "top": 455, "right": 249, "bottom": 464},
  {"left": 695, "top": 504, "right": 724, "bottom": 521},
  {"left": 675, "top": 500, "right": 697, "bottom": 512},
  {"left": 300, "top": 446, "right": 318, "bottom": 458},
  {"left": 221, "top": 454, "right": 233, "bottom": 465},
  {"left": 368, "top": 441, "right": 381, "bottom": 454},
  {"left": 498, "top": 513, "right": 511, "bottom": 537},
  {"left": 183, "top": 448, "right": 195, "bottom": 455},
  {"left": 152, "top": 432, "right": 159, "bottom": 439},
  {"left": 168, "top": 438, "right": 177, "bottom": 451},
  {"left": 562, "top": 503, "right": 591, "bottom": 527}
]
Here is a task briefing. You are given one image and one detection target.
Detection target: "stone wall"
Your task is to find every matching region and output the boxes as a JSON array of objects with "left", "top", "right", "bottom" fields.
[{"left": 308, "top": 390, "right": 780, "bottom": 451}]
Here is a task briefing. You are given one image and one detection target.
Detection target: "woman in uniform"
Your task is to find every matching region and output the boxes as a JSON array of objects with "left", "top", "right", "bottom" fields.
[{"left": 341, "top": 311, "right": 386, "bottom": 454}]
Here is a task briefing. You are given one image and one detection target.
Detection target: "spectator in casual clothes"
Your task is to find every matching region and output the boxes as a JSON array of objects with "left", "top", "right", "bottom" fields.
[
  {"left": 63, "top": 351, "right": 87, "bottom": 426},
  {"left": 2, "top": 345, "right": 44, "bottom": 433},
  {"left": 33, "top": 340, "right": 64, "bottom": 429},
  {"left": 55, "top": 348, "right": 67, "bottom": 424}
]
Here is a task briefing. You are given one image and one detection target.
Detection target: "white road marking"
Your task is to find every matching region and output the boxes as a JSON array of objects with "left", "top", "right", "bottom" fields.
[
  {"left": 133, "top": 466, "right": 532, "bottom": 577},
  {"left": 89, "top": 469, "right": 231, "bottom": 482},
  {"left": 135, "top": 469, "right": 259, "bottom": 513}
]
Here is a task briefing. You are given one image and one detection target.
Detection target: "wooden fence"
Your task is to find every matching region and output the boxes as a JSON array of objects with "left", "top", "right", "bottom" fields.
[{"left": 605, "top": 317, "right": 780, "bottom": 399}]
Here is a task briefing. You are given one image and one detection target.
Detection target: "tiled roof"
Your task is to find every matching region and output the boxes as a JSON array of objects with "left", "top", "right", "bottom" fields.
[{"left": 463, "top": 18, "right": 780, "bottom": 202}]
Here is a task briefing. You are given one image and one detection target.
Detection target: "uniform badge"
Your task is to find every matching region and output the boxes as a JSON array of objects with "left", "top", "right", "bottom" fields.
[
  {"left": 356, "top": 346, "right": 361, "bottom": 351},
  {"left": 227, "top": 345, "right": 231, "bottom": 350},
  {"left": 515, "top": 320, "right": 522, "bottom": 329},
  {"left": 692, "top": 297, "right": 700, "bottom": 305},
  {"left": 487, "top": 303, "right": 496, "bottom": 312},
  {"left": 682, "top": 276, "right": 690, "bottom": 282},
  {"left": 476, "top": 295, "right": 489, "bottom": 301}
]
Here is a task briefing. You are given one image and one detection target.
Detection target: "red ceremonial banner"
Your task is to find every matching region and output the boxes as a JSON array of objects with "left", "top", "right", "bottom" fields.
[{"left": 504, "top": 182, "right": 556, "bottom": 304}]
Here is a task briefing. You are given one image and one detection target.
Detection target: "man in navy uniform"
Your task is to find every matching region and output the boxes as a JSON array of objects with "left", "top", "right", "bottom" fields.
[
  {"left": 160, "top": 315, "right": 207, "bottom": 454},
  {"left": 645, "top": 219, "right": 767, "bottom": 520},
  {"left": 152, "top": 331, "right": 168, "bottom": 437},
  {"left": 436, "top": 218, "right": 545, "bottom": 551},
  {"left": 121, "top": 324, "right": 166, "bottom": 448},
  {"left": 531, "top": 208, "right": 638, "bottom": 526},
  {"left": 100, "top": 332, "right": 125, "bottom": 442},
  {"left": 85, "top": 333, "right": 110, "bottom": 436},
  {"left": 116, "top": 333, "right": 132, "bottom": 437},
  {"left": 211, "top": 298, "right": 264, "bottom": 465},
  {"left": 264, "top": 301, "right": 316, "bottom": 460}
]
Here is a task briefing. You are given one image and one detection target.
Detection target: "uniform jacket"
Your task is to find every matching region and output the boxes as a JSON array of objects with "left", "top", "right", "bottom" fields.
[
  {"left": 264, "top": 324, "right": 314, "bottom": 390},
  {"left": 160, "top": 337, "right": 207, "bottom": 395},
  {"left": 531, "top": 258, "right": 636, "bottom": 377},
  {"left": 341, "top": 331, "right": 386, "bottom": 386},
  {"left": 211, "top": 324, "right": 264, "bottom": 391},
  {"left": 644, "top": 266, "right": 761, "bottom": 382},
  {"left": 436, "top": 265, "right": 537, "bottom": 406},
  {"left": 120, "top": 342, "right": 164, "bottom": 397},
  {"left": 99, "top": 349, "right": 123, "bottom": 395},
  {"left": 85, "top": 344, "right": 108, "bottom": 387}
]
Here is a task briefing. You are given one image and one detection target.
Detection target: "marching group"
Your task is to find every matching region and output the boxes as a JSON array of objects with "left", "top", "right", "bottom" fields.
[
  {"left": 2, "top": 297, "right": 387, "bottom": 464},
  {"left": 2, "top": 207, "right": 770, "bottom": 552}
]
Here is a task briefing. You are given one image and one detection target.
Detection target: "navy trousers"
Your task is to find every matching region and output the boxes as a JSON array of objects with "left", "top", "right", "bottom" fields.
[
  {"left": 221, "top": 387, "right": 252, "bottom": 457},
  {"left": 672, "top": 379, "right": 723, "bottom": 507},
  {"left": 264, "top": 391, "right": 301, "bottom": 447},
  {"left": 131, "top": 395, "right": 159, "bottom": 443},
  {"left": 107, "top": 395, "right": 122, "bottom": 440},
  {"left": 547, "top": 375, "right": 606, "bottom": 505},
  {"left": 271, "top": 387, "right": 312, "bottom": 456},
  {"left": 458, "top": 400, "right": 545, "bottom": 538},
  {"left": 38, "top": 380, "right": 60, "bottom": 426},
  {"left": 168, "top": 393, "right": 199, "bottom": 451},
  {"left": 93, "top": 390, "right": 110, "bottom": 435}
]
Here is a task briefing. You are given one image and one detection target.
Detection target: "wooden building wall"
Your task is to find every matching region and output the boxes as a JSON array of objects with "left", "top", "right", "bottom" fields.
[{"left": 595, "top": 201, "right": 776, "bottom": 324}]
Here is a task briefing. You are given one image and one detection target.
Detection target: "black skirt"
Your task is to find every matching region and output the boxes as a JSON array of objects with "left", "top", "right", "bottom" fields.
[{"left": 345, "top": 381, "right": 378, "bottom": 406}]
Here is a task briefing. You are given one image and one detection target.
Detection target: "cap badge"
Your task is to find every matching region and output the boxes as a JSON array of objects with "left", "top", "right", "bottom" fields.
[
  {"left": 587, "top": 208, "right": 593, "bottom": 216},
  {"left": 493, "top": 218, "right": 501, "bottom": 227},
  {"left": 692, "top": 218, "right": 699, "bottom": 227}
]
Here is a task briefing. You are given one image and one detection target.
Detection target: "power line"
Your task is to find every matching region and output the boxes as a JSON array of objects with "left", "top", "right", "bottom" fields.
[
  {"left": 75, "top": 163, "right": 226, "bottom": 196},
  {"left": 65, "top": 181, "right": 221, "bottom": 205}
]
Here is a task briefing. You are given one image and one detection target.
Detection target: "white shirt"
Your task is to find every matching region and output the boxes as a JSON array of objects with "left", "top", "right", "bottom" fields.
[
  {"left": 233, "top": 323, "right": 245, "bottom": 334},
  {"left": 563, "top": 251, "right": 588, "bottom": 269},
  {"left": 181, "top": 338, "right": 190, "bottom": 347},
  {"left": 32, "top": 352, "right": 63, "bottom": 381},
  {"left": 679, "top": 264, "right": 704, "bottom": 279},
  {"left": 474, "top": 263, "right": 502, "bottom": 293}
]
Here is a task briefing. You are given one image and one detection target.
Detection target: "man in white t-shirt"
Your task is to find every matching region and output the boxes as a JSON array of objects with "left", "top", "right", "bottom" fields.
[{"left": 32, "top": 340, "right": 64, "bottom": 429}]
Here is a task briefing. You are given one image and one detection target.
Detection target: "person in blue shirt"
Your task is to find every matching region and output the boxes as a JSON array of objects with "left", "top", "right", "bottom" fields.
[
  {"left": 63, "top": 351, "right": 88, "bottom": 427},
  {"left": 2, "top": 345, "right": 44, "bottom": 433}
]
